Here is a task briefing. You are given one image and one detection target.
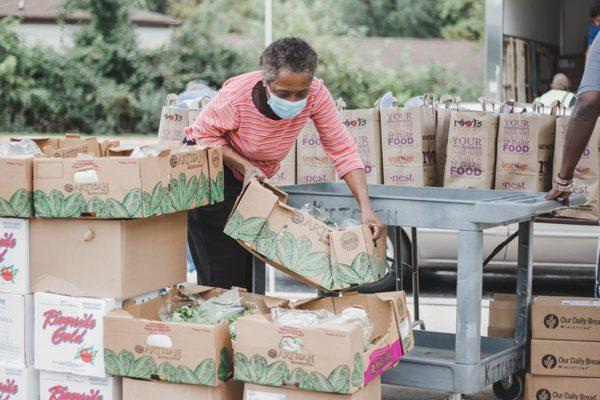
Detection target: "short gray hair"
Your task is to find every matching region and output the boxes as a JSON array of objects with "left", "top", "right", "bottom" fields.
[{"left": 260, "top": 37, "right": 318, "bottom": 84}]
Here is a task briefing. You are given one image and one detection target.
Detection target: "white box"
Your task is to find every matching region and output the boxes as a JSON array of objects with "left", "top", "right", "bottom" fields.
[
  {"left": 34, "top": 292, "right": 120, "bottom": 377},
  {"left": 0, "top": 293, "right": 33, "bottom": 367},
  {"left": 0, "top": 218, "right": 30, "bottom": 295},
  {"left": 0, "top": 366, "right": 38, "bottom": 400},
  {"left": 40, "top": 371, "right": 121, "bottom": 400}
]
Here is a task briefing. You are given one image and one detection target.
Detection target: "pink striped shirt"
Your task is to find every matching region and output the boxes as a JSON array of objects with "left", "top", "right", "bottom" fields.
[{"left": 186, "top": 71, "right": 364, "bottom": 179}]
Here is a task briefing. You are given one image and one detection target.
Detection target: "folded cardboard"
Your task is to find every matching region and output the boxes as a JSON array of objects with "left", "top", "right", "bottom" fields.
[
  {"left": 0, "top": 218, "right": 30, "bottom": 295},
  {"left": 233, "top": 292, "right": 413, "bottom": 394},
  {"left": 40, "top": 371, "right": 121, "bottom": 400},
  {"left": 381, "top": 106, "right": 436, "bottom": 187},
  {"left": 296, "top": 120, "right": 336, "bottom": 184},
  {"left": 532, "top": 296, "right": 600, "bottom": 341},
  {"left": 525, "top": 374, "right": 600, "bottom": 400},
  {"left": 487, "top": 293, "right": 516, "bottom": 338},
  {"left": 531, "top": 339, "right": 600, "bottom": 377},
  {"left": 339, "top": 108, "right": 383, "bottom": 184},
  {"left": 224, "top": 180, "right": 387, "bottom": 292},
  {"left": 34, "top": 292, "right": 121, "bottom": 378},
  {"left": 32, "top": 145, "right": 221, "bottom": 219},
  {"left": 30, "top": 212, "right": 186, "bottom": 299},
  {"left": 0, "top": 366, "right": 38, "bottom": 400},
  {"left": 0, "top": 293, "right": 33, "bottom": 367},
  {"left": 243, "top": 378, "right": 381, "bottom": 400},
  {"left": 103, "top": 285, "right": 288, "bottom": 387},
  {"left": 270, "top": 143, "right": 296, "bottom": 187},
  {"left": 123, "top": 377, "right": 243, "bottom": 400},
  {"left": 0, "top": 156, "right": 33, "bottom": 218}
]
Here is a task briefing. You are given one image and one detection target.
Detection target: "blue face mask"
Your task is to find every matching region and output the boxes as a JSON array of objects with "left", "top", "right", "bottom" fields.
[{"left": 266, "top": 87, "right": 307, "bottom": 119}]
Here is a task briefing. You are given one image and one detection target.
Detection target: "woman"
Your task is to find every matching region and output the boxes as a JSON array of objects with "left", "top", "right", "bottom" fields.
[{"left": 186, "top": 37, "right": 384, "bottom": 290}]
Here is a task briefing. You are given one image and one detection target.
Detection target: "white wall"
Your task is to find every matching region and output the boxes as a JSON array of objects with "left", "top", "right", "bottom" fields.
[
  {"left": 562, "top": 0, "right": 595, "bottom": 55},
  {"left": 15, "top": 23, "right": 173, "bottom": 50},
  {"left": 504, "top": 0, "right": 561, "bottom": 46}
]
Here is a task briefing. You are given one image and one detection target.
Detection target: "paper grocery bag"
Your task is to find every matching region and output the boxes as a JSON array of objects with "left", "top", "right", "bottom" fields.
[
  {"left": 187, "top": 96, "right": 211, "bottom": 127},
  {"left": 494, "top": 102, "right": 556, "bottom": 192},
  {"left": 337, "top": 106, "right": 383, "bottom": 184},
  {"left": 435, "top": 95, "right": 459, "bottom": 186},
  {"left": 444, "top": 98, "right": 499, "bottom": 189},
  {"left": 381, "top": 94, "right": 436, "bottom": 186},
  {"left": 553, "top": 113, "right": 600, "bottom": 220},
  {"left": 158, "top": 93, "right": 189, "bottom": 143}
]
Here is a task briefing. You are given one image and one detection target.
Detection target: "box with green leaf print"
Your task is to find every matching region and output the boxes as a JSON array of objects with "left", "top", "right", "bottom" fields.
[
  {"left": 32, "top": 146, "right": 220, "bottom": 219},
  {"left": 0, "top": 155, "right": 34, "bottom": 218},
  {"left": 224, "top": 180, "right": 387, "bottom": 292},
  {"left": 233, "top": 291, "right": 413, "bottom": 395},
  {"left": 103, "top": 285, "right": 288, "bottom": 387}
]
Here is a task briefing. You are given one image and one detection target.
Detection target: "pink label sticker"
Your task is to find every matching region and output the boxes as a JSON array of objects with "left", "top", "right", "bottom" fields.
[{"left": 363, "top": 339, "right": 404, "bottom": 385}]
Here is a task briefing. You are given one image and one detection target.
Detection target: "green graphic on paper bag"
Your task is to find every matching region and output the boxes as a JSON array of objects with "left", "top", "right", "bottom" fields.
[
  {"left": 225, "top": 212, "right": 374, "bottom": 290},
  {"left": 104, "top": 348, "right": 219, "bottom": 386},
  {"left": 234, "top": 353, "right": 353, "bottom": 394},
  {"left": 0, "top": 189, "right": 33, "bottom": 217}
]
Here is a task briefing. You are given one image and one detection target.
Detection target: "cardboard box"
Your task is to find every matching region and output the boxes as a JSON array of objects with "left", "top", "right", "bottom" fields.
[
  {"left": 525, "top": 373, "right": 600, "bottom": 400},
  {"left": 270, "top": 144, "right": 296, "bottom": 187},
  {"left": 34, "top": 292, "right": 121, "bottom": 378},
  {"left": 123, "top": 377, "right": 243, "bottom": 400},
  {"left": 103, "top": 285, "right": 288, "bottom": 386},
  {"left": 532, "top": 296, "right": 600, "bottom": 342},
  {"left": 224, "top": 180, "right": 387, "bottom": 292},
  {"left": 39, "top": 371, "right": 121, "bottom": 400},
  {"left": 487, "top": 293, "right": 516, "bottom": 338},
  {"left": 531, "top": 339, "right": 600, "bottom": 377},
  {"left": 0, "top": 293, "right": 33, "bottom": 367},
  {"left": 205, "top": 146, "right": 225, "bottom": 204},
  {"left": 30, "top": 212, "right": 186, "bottom": 299},
  {"left": 296, "top": 120, "right": 336, "bottom": 184},
  {"left": 338, "top": 109, "right": 382, "bottom": 184},
  {"left": 0, "top": 218, "right": 30, "bottom": 295},
  {"left": 32, "top": 145, "right": 219, "bottom": 219},
  {"left": 0, "top": 366, "right": 38, "bottom": 400},
  {"left": 11, "top": 135, "right": 107, "bottom": 158},
  {"left": 234, "top": 292, "right": 413, "bottom": 394},
  {"left": 243, "top": 378, "right": 381, "bottom": 400},
  {"left": 380, "top": 107, "right": 436, "bottom": 187},
  {"left": 0, "top": 156, "right": 33, "bottom": 218}
]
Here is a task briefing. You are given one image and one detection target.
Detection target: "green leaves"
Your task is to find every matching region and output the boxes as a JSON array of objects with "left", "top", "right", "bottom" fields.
[
  {"left": 132, "top": 356, "right": 156, "bottom": 379},
  {"left": 104, "top": 349, "right": 125, "bottom": 376},
  {"left": 309, "top": 371, "right": 335, "bottom": 393},
  {"left": 174, "top": 365, "right": 200, "bottom": 384},
  {"left": 122, "top": 188, "right": 142, "bottom": 218},
  {"left": 217, "top": 347, "right": 232, "bottom": 382},
  {"left": 332, "top": 263, "right": 363, "bottom": 289},
  {"left": 210, "top": 171, "right": 224, "bottom": 204},
  {"left": 119, "top": 350, "right": 135, "bottom": 376},
  {"left": 328, "top": 365, "right": 350, "bottom": 394},
  {"left": 255, "top": 223, "right": 277, "bottom": 260},
  {"left": 224, "top": 212, "right": 267, "bottom": 244},
  {"left": 287, "top": 368, "right": 310, "bottom": 390},
  {"left": 0, "top": 189, "right": 33, "bottom": 217},
  {"left": 224, "top": 211, "right": 243, "bottom": 238},
  {"left": 352, "top": 353, "right": 364, "bottom": 388},
  {"left": 198, "top": 173, "right": 210, "bottom": 205},
  {"left": 195, "top": 358, "right": 216, "bottom": 386},
  {"left": 34, "top": 190, "right": 86, "bottom": 218},
  {"left": 143, "top": 183, "right": 163, "bottom": 217},
  {"left": 157, "top": 362, "right": 176, "bottom": 382},
  {"left": 233, "top": 353, "right": 253, "bottom": 382}
]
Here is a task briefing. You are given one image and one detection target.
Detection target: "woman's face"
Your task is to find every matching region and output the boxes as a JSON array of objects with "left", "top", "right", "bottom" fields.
[{"left": 267, "top": 71, "right": 312, "bottom": 102}]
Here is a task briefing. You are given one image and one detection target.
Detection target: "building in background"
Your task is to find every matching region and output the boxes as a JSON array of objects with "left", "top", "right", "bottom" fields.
[{"left": 0, "top": 0, "right": 181, "bottom": 49}]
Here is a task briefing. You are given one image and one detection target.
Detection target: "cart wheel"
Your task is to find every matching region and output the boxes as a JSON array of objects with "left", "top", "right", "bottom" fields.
[{"left": 492, "top": 374, "right": 524, "bottom": 400}]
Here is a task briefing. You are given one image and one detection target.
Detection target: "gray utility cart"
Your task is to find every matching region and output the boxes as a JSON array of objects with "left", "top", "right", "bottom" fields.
[{"left": 252, "top": 183, "right": 585, "bottom": 400}]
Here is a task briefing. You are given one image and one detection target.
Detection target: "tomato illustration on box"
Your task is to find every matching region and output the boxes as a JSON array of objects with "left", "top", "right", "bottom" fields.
[
  {"left": 34, "top": 293, "right": 120, "bottom": 378},
  {"left": 0, "top": 219, "right": 30, "bottom": 295}
]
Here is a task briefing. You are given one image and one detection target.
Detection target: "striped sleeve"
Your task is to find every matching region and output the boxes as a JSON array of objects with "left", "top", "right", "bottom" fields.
[
  {"left": 310, "top": 82, "right": 365, "bottom": 178},
  {"left": 185, "top": 88, "right": 239, "bottom": 147}
]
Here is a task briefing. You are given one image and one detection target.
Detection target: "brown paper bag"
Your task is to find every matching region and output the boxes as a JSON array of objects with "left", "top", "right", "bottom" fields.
[
  {"left": 553, "top": 108, "right": 600, "bottom": 220},
  {"left": 335, "top": 103, "right": 383, "bottom": 184},
  {"left": 494, "top": 101, "right": 556, "bottom": 192},
  {"left": 435, "top": 95, "right": 459, "bottom": 186},
  {"left": 380, "top": 94, "right": 437, "bottom": 186},
  {"left": 296, "top": 119, "right": 336, "bottom": 184},
  {"left": 443, "top": 98, "right": 499, "bottom": 189},
  {"left": 187, "top": 96, "right": 212, "bottom": 128},
  {"left": 157, "top": 94, "right": 189, "bottom": 143}
]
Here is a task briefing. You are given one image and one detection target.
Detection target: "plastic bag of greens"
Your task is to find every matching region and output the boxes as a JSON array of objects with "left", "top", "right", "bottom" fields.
[
  {"left": 0, "top": 139, "right": 42, "bottom": 157},
  {"left": 301, "top": 204, "right": 338, "bottom": 228},
  {"left": 323, "top": 307, "right": 374, "bottom": 348},
  {"left": 271, "top": 307, "right": 334, "bottom": 328}
]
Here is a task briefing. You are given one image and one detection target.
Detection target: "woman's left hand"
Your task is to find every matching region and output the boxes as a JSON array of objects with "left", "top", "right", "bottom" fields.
[{"left": 361, "top": 207, "right": 384, "bottom": 240}]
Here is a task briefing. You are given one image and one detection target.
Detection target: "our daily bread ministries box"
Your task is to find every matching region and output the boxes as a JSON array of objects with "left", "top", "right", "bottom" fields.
[
  {"left": 532, "top": 296, "right": 600, "bottom": 341},
  {"left": 32, "top": 145, "right": 224, "bottom": 219},
  {"left": 233, "top": 292, "right": 414, "bottom": 395},
  {"left": 123, "top": 377, "right": 243, "bottom": 400},
  {"left": 224, "top": 180, "right": 387, "bottom": 292},
  {"left": 525, "top": 374, "right": 600, "bottom": 400},
  {"left": 243, "top": 378, "right": 381, "bottom": 400},
  {"left": 103, "top": 285, "right": 288, "bottom": 386}
]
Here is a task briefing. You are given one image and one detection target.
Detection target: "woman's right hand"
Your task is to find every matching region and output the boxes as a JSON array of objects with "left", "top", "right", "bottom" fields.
[{"left": 243, "top": 165, "right": 267, "bottom": 187}]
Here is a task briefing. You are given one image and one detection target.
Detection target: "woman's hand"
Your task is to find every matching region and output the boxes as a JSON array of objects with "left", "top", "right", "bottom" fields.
[
  {"left": 361, "top": 207, "right": 384, "bottom": 240},
  {"left": 544, "top": 187, "right": 571, "bottom": 205},
  {"left": 243, "top": 165, "right": 267, "bottom": 187}
]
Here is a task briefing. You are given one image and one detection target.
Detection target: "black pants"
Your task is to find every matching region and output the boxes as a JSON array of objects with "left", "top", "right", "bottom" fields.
[{"left": 187, "top": 167, "right": 253, "bottom": 290}]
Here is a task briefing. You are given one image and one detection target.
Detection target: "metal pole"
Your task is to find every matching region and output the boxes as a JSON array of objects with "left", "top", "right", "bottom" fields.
[
  {"left": 264, "top": 0, "right": 273, "bottom": 47},
  {"left": 411, "top": 227, "right": 424, "bottom": 329},
  {"left": 515, "top": 221, "right": 533, "bottom": 348},
  {"left": 455, "top": 230, "right": 483, "bottom": 365},
  {"left": 394, "top": 226, "right": 403, "bottom": 292},
  {"left": 252, "top": 257, "right": 266, "bottom": 295}
]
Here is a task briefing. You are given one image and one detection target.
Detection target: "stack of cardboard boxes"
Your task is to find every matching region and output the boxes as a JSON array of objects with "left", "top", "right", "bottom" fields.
[
  {"left": 527, "top": 297, "right": 600, "bottom": 399},
  {"left": 0, "top": 135, "right": 226, "bottom": 399}
]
